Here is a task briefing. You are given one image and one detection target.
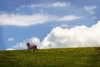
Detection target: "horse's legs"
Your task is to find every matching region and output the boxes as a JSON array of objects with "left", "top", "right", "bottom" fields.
[
  {"left": 27, "top": 49, "right": 31, "bottom": 52},
  {"left": 33, "top": 48, "right": 35, "bottom": 53},
  {"left": 36, "top": 46, "right": 38, "bottom": 51},
  {"left": 27, "top": 49, "right": 29, "bottom": 52}
]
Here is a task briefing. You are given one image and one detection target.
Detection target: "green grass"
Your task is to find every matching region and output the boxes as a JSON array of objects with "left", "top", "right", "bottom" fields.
[{"left": 0, "top": 47, "right": 100, "bottom": 67}]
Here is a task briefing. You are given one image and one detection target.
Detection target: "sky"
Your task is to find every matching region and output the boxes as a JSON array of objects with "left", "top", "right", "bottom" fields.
[{"left": 0, "top": 0, "right": 100, "bottom": 50}]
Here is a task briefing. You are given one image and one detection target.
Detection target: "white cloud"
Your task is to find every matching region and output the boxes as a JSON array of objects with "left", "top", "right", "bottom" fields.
[
  {"left": 8, "top": 38, "right": 15, "bottom": 41},
  {"left": 19, "top": 2, "right": 70, "bottom": 9},
  {"left": 60, "top": 24, "right": 68, "bottom": 27},
  {"left": 13, "top": 37, "right": 41, "bottom": 49},
  {"left": 50, "top": 2, "right": 70, "bottom": 7},
  {"left": 0, "top": 13, "right": 81, "bottom": 26},
  {"left": 13, "top": 42, "right": 27, "bottom": 49},
  {"left": 41, "top": 21, "right": 100, "bottom": 48},
  {"left": 13, "top": 21, "right": 100, "bottom": 49},
  {"left": 28, "top": 37, "right": 40, "bottom": 45},
  {"left": 16, "top": 5, "right": 26, "bottom": 11},
  {"left": 15, "top": 2, "right": 70, "bottom": 11},
  {"left": 58, "top": 15, "right": 82, "bottom": 21},
  {"left": 83, "top": 5, "right": 97, "bottom": 14},
  {"left": 0, "top": 13, "right": 52, "bottom": 26},
  {"left": 92, "top": 16, "right": 98, "bottom": 19},
  {"left": 6, "top": 48, "right": 15, "bottom": 50}
]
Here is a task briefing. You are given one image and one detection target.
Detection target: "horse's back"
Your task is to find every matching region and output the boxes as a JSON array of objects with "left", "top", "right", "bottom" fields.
[{"left": 29, "top": 45, "right": 37, "bottom": 49}]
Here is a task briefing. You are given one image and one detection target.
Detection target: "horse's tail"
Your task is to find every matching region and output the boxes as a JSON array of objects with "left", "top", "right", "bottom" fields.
[{"left": 35, "top": 46, "right": 38, "bottom": 50}]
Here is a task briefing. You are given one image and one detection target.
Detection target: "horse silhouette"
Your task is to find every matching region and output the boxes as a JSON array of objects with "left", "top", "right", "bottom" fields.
[{"left": 26, "top": 43, "right": 38, "bottom": 52}]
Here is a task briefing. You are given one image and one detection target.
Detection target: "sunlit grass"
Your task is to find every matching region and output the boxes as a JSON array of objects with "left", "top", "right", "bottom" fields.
[{"left": 0, "top": 47, "right": 100, "bottom": 67}]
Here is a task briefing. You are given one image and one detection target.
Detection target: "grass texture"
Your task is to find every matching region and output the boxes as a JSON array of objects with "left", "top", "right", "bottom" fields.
[{"left": 0, "top": 47, "right": 100, "bottom": 67}]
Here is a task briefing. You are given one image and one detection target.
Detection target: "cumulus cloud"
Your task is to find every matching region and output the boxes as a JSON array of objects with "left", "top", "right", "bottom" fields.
[
  {"left": 8, "top": 38, "right": 15, "bottom": 41},
  {"left": 0, "top": 13, "right": 81, "bottom": 26},
  {"left": 13, "top": 37, "right": 41, "bottom": 49},
  {"left": 28, "top": 37, "right": 40, "bottom": 45},
  {"left": 13, "top": 21, "right": 100, "bottom": 49},
  {"left": 13, "top": 42, "right": 27, "bottom": 49},
  {"left": 41, "top": 21, "right": 100, "bottom": 48},
  {"left": 83, "top": 5, "right": 97, "bottom": 14}
]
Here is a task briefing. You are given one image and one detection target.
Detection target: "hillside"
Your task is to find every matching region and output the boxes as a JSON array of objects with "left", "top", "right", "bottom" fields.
[{"left": 0, "top": 47, "right": 100, "bottom": 67}]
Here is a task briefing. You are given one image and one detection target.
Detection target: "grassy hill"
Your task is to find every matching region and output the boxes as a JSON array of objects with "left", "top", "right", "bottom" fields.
[{"left": 0, "top": 47, "right": 100, "bottom": 67}]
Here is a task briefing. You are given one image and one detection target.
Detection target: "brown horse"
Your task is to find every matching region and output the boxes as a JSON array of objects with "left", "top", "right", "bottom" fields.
[{"left": 26, "top": 43, "right": 38, "bottom": 52}]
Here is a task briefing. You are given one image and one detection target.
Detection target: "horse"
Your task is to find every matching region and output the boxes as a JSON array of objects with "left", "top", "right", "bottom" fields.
[{"left": 26, "top": 43, "right": 38, "bottom": 52}]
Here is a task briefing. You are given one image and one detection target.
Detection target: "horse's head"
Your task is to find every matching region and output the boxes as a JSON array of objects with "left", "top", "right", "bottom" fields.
[{"left": 26, "top": 43, "right": 30, "bottom": 46}]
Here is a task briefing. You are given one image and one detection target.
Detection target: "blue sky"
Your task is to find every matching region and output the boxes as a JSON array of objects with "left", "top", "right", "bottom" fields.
[{"left": 0, "top": 0, "right": 100, "bottom": 50}]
